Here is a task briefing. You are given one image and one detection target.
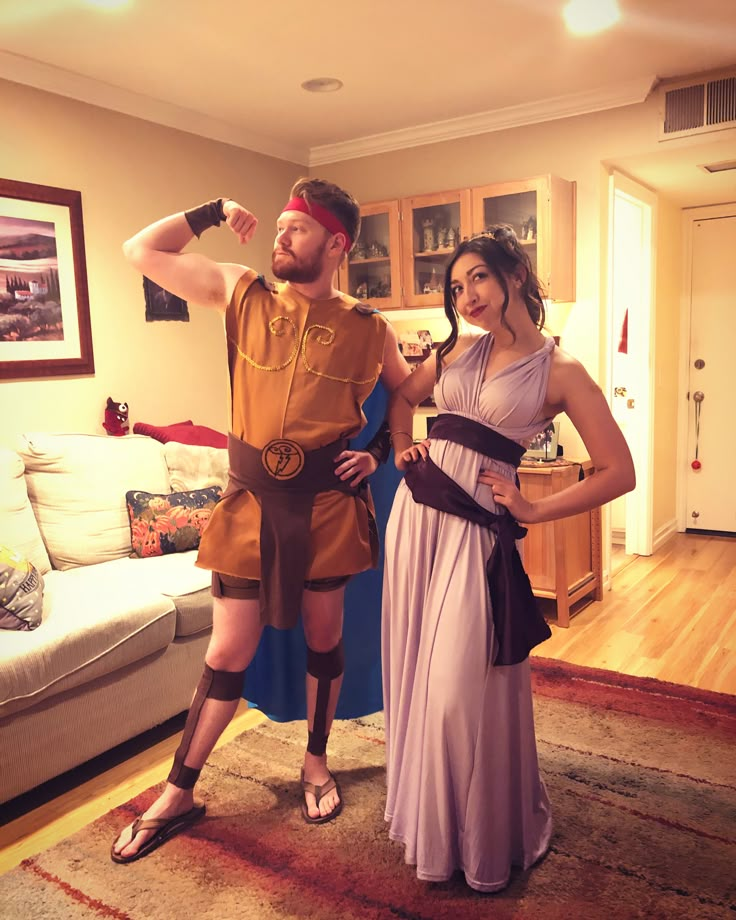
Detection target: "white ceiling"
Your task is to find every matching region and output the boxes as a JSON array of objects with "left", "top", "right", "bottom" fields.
[{"left": 1, "top": 0, "right": 735, "bottom": 201}]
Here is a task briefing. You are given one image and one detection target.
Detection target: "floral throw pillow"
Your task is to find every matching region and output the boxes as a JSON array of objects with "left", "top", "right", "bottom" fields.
[
  {"left": 0, "top": 545, "right": 44, "bottom": 630},
  {"left": 126, "top": 487, "right": 222, "bottom": 558}
]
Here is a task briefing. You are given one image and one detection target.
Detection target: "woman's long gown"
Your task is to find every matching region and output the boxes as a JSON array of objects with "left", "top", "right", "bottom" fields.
[{"left": 382, "top": 334, "right": 555, "bottom": 892}]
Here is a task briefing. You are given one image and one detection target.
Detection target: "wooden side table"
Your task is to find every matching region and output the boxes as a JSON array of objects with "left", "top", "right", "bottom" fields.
[{"left": 517, "top": 458, "right": 603, "bottom": 627}]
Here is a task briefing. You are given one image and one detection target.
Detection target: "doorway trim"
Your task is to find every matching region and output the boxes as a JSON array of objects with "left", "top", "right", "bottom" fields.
[
  {"left": 677, "top": 202, "right": 736, "bottom": 532},
  {"left": 604, "top": 170, "right": 656, "bottom": 567}
]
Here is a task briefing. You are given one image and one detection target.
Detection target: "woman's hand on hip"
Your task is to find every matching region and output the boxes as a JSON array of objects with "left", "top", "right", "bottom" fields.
[
  {"left": 396, "top": 439, "right": 431, "bottom": 471},
  {"left": 478, "top": 469, "right": 537, "bottom": 522}
]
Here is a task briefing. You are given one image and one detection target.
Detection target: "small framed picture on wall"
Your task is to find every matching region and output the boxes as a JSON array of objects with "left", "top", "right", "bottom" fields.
[{"left": 143, "top": 276, "right": 189, "bottom": 322}]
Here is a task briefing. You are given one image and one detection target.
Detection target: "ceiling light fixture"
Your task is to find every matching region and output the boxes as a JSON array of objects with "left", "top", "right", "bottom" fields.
[
  {"left": 82, "top": 0, "right": 132, "bottom": 8},
  {"left": 563, "top": 0, "right": 621, "bottom": 36},
  {"left": 301, "top": 77, "right": 343, "bottom": 93}
]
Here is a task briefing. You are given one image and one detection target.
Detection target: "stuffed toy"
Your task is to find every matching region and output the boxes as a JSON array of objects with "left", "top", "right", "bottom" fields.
[{"left": 103, "top": 397, "right": 129, "bottom": 436}]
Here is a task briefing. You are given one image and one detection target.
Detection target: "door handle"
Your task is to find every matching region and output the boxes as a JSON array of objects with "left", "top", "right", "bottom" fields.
[{"left": 627, "top": 398, "right": 635, "bottom": 409}]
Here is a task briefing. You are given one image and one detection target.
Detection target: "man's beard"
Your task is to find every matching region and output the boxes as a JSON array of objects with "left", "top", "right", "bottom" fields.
[{"left": 271, "top": 240, "right": 327, "bottom": 283}]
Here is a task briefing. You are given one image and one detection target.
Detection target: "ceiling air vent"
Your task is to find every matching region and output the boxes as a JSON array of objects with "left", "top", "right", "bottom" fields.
[{"left": 659, "top": 72, "right": 736, "bottom": 140}]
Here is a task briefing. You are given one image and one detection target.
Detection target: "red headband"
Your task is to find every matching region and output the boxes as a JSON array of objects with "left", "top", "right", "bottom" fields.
[{"left": 281, "top": 197, "right": 353, "bottom": 252}]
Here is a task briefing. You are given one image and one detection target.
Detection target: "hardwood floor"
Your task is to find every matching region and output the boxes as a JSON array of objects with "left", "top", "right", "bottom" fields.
[
  {"left": 532, "top": 532, "right": 736, "bottom": 694},
  {"left": 1, "top": 532, "right": 733, "bottom": 875}
]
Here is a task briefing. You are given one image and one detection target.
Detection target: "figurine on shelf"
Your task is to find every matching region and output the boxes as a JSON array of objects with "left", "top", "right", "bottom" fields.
[
  {"left": 422, "top": 217, "right": 436, "bottom": 252},
  {"left": 353, "top": 242, "right": 367, "bottom": 260},
  {"left": 369, "top": 277, "right": 391, "bottom": 299},
  {"left": 437, "top": 226, "right": 448, "bottom": 249},
  {"left": 423, "top": 267, "right": 441, "bottom": 295},
  {"left": 355, "top": 281, "right": 368, "bottom": 300},
  {"left": 525, "top": 216, "right": 537, "bottom": 241},
  {"left": 447, "top": 227, "right": 457, "bottom": 249}
]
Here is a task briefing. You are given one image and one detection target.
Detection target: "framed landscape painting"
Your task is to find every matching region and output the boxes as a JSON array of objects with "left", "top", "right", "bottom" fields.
[{"left": 0, "top": 178, "right": 94, "bottom": 379}]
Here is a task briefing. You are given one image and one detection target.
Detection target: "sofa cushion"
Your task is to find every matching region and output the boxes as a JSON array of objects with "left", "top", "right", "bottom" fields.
[
  {"left": 18, "top": 433, "right": 170, "bottom": 570},
  {"left": 163, "top": 442, "right": 229, "bottom": 491},
  {"left": 169, "top": 587, "right": 214, "bottom": 637},
  {"left": 0, "top": 546, "right": 44, "bottom": 630},
  {"left": 0, "top": 448, "right": 51, "bottom": 575},
  {"left": 0, "top": 557, "right": 177, "bottom": 718},
  {"left": 126, "top": 486, "right": 221, "bottom": 558},
  {"left": 106, "top": 551, "right": 213, "bottom": 636}
]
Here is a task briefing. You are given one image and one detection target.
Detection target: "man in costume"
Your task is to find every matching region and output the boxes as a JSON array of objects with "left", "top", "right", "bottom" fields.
[
  {"left": 112, "top": 178, "right": 409, "bottom": 863},
  {"left": 242, "top": 380, "right": 404, "bottom": 722}
]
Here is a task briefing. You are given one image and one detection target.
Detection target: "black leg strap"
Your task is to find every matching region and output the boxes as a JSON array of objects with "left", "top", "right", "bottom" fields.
[
  {"left": 306, "top": 640, "right": 344, "bottom": 756},
  {"left": 167, "top": 664, "right": 246, "bottom": 788}
]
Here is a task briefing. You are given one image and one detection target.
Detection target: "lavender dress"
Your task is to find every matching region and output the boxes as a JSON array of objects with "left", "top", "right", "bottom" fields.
[{"left": 382, "top": 334, "right": 555, "bottom": 892}]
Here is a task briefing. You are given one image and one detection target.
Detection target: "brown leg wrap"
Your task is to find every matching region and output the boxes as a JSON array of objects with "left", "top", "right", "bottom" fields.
[
  {"left": 306, "top": 640, "right": 344, "bottom": 756},
  {"left": 167, "top": 664, "right": 246, "bottom": 788}
]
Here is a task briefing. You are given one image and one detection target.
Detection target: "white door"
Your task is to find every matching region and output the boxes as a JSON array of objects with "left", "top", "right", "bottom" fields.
[
  {"left": 684, "top": 213, "right": 736, "bottom": 534},
  {"left": 607, "top": 172, "right": 655, "bottom": 559}
]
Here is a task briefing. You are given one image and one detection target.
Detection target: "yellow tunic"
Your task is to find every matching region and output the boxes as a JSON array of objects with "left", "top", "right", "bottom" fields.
[{"left": 197, "top": 269, "right": 389, "bottom": 581}]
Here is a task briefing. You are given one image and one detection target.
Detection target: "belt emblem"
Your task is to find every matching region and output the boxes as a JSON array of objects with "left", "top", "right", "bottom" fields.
[{"left": 261, "top": 439, "right": 305, "bottom": 480}]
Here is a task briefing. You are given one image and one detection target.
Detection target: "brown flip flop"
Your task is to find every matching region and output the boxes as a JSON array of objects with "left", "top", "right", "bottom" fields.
[
  {"left": 110, "top": 803, "right": 206, "bottom": 864},
  {"left": 300, "top": 769, "right": 343, "bottom": 825}
]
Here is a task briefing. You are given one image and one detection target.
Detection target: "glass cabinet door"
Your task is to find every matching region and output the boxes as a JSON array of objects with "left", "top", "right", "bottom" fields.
[
  {"left": 401, "top": 190, "right": 472, "bottom": 308},
  {"left": 472, "top": 178, "right": 542, "bottom": 276},
  {"left": 339, "top": 200, "right": 401, "bottom": 310},
  {"left": 471, "top": 176, "right": 575, "bottom": 301}
]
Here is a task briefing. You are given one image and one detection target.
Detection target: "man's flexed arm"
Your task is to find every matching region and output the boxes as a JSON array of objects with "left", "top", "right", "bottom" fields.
[{"left": 122, "top": 199, "right": 258, "bottom": 311}]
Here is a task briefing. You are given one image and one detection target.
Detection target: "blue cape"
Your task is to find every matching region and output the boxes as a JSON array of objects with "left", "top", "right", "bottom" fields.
[{"left": 241, "top": 382, "right": 403, "bottom": 721}]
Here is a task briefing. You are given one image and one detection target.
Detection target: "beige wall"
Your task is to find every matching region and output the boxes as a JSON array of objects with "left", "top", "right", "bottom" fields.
[{"left": 0, "top": 79, "right": 302, "bottom": 449}]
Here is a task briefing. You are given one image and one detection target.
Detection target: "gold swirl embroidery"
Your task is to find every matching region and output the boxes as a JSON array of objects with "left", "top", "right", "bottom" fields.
[
  {"left": 301, "top": 323, "right": 379, "bottom": 385},
  {"left": 231, "top": 315, "right": 299, "bottom": 371}
]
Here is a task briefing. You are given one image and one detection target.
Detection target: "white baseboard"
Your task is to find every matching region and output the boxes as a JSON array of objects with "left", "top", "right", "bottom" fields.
[{"left": 653, "top": 518, "right": 679, "bottom": 553}]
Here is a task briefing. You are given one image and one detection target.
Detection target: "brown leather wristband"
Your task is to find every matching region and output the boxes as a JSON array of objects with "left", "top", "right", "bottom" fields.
[
  {"left": 364, "top": 420, "right": 391, "bottom": 465},
  {"left": 184, "top": 198, "right": 227, "bottom": 238}
]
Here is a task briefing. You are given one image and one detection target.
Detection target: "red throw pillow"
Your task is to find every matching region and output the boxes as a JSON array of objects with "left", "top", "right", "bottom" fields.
[
  {"left": 158, "top": 424, "right": 227, "bottom": 448},
  {"left": 134, "top": 420, "right": 193, "bottom": 441},
  {"left": 133, "top": 421, "right": 227, "bottom": 448}
]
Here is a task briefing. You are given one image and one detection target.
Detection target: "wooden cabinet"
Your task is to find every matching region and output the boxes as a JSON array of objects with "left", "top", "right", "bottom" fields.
[
  {"left": 518, "top": 459, "right": 602, "bottom": 627},
  {"left": 399, "top": 188, "right": 473, "bottom": 308},
  {"left": 471, "top": 175, "right": 576, "bottom": 302},
  {"left": 338, "top": 199, "right": 402, "bottom": 311},
  {"left": 341, "top": 175, "right": 575, "bottom": 311}
]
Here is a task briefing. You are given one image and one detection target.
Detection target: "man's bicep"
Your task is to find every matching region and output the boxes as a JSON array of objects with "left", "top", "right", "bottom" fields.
[
  {"left": 379, "top": 323, "right": 412, "bottom": 392},
  {"left": 127, "top": 249, "right": 236, "bottom": 310}
]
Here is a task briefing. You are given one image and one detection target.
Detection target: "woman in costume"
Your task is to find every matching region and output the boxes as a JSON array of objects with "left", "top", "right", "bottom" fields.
[{"left": 382, "top": 227, "right": 635, "bottom": 892}]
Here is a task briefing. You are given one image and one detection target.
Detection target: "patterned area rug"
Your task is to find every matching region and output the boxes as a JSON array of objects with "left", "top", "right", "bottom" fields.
[{"left": 1, "top": 658, "right": 734, "bottom": 920}]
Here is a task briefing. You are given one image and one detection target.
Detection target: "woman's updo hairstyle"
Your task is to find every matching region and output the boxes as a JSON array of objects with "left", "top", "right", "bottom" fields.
[{"left": 436, "top": 225, "right": 547, "bottom": 379}]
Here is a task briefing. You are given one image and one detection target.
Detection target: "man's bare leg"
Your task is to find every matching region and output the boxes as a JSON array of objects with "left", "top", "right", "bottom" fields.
[
  {"left": 112, "top": 595, "right": 262, "bottom": 859},
  {"left": 302, "top": 585, "right": 345, "bottom": 820}
]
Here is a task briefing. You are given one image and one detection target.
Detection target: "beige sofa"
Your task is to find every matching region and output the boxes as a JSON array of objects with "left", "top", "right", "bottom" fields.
[{"left": 0, "top": 433, "right": 228, "bottom": 805}]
